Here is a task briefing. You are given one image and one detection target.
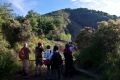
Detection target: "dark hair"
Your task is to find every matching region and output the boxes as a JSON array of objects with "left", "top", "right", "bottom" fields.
[
  {"left": 47, "top": 45, "right": 50, "bottom": 49},
  {"left": 38, "top": 42, "right": 42, "bottom": 46},
  {"left": 69, "top": 42, "right": 73, "bottom": 44},
  {"left": 65, "top": 43, "right": 70, "bottom": 49},
  {"left": 53, "top": 45, "right": 59, "bottom": 51}
]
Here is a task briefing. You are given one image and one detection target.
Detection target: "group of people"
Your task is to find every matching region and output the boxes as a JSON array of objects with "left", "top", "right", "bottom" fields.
[{"left": 19, "top": 42, "right": 75, "bottom": 79}]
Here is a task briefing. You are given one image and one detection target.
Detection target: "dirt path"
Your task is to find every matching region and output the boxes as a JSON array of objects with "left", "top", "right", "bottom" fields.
[{"left": 15, "top": 65, "right": 96, "bottom": 80}]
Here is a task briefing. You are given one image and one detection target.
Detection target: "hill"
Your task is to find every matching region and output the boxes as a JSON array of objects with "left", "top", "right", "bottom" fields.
[{"left": 46, "top": 8, "right": 119, "bottom": 40}]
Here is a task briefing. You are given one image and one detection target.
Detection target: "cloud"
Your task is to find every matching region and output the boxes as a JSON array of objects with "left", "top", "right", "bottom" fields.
[
  {"left": 71, "top": 0, "right": 120, "bottom": 16},
  {"left": 7, "top": 0, "right": 26, "bottom": 15},
  {"left": 71, "top": 0, "right": 77, "bottom": 2},
  {"left": 7, "top": 0, "right": 39, "bottom": 15}
]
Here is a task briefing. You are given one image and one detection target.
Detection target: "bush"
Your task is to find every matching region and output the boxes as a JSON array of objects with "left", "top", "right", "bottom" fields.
[
  {"left": 75, "top": 20, "right": 120, "bottom": 76},
  {"left": 101, "top": 53, "right": 120, "bottom": 80},
  {"left": 59, "top": 33, "right": 71, "bottom": 41},
  {"left": 76, "top": 27, "right": 94, "bottom": 49},
  {"left": 2, "top": 20, "right": 21, "bottom": 47},
  {"left": 0, "top": 51, "right": 18, "bottom": 79},
  {"left": 76, "top": 43, "right": 106, "bottom": 69}
]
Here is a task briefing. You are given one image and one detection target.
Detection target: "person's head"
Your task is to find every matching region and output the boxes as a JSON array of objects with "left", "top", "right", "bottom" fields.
[
  {"left": 69, "top": 42, "right": 73, "bottom": 45},
  {"left": 53, "top": 45, "right": 59, "bottom": 52},
  {"left": 47, "top": 45, "right": 50, "bottom": 49},
  {"left": 38, "top": 42, "right": 42, "bottom": 47},
  {"left": 24, "top": 43, "right": 28, "bottom": 48},
  {"left": 65, "top": 43, "right": 69, "bottom": 49}
]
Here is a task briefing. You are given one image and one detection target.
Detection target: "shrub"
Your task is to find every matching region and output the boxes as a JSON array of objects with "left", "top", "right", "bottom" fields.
[
  {"left": 76, "top": 27, "right": 95, "bottom": 49},
  {"left": 59, "top": 33, "right": 71, "bottom": 41},
  {"left": 75, "top": 20, "right": 120, "bottom": 74},
  {"left": 101, "top": 53, "right": 120, "bottom": 80},
  {"left": 0, "top": 51, "right": 19, "bottom": 79}
]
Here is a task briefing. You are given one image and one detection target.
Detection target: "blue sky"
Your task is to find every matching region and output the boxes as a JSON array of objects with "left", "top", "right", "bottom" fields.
[{"left": 1, "top": 0, "right": 120, "bottom": 16}]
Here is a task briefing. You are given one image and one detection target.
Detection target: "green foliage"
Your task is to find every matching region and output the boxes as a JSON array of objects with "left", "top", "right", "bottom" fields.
[
  {"left": 76, "top": 27, "right": 94, "bottom": 49},
  {"left": 1, "top": 4, "right": 120, "bottom": 79},
  {"left": 25, "top": 10, "right": 70, "bottom": 41},
  {"left": 18, "top": 19, "right": 32, "bottom": 42},
  {"left": 0, "top": 51, "right": 18, "bottom": 79},
  {"left": 97, "top": 19, "right": 120, "bottom": 53},
  {"left": 101, "top": 52, "right": 120, "bottom": 80},
  {"left": 0, "top": 39, "right": 9, "bottom": 53},
  {"left": 2, "top": 20, "right": 21, "bottom": 47},
  {"left": 25, "top": 10, "right": 40, "bottom": 32},
  {"left": 0, "top": 3, "right": 13, "bottom": 20},
  {"left": 76, "top": 19, "right": 120, "bottom": 73},
  {"left": 47, "top": 8, "right": 118, "bottom": 40},
  {"left": 2, "top": 19, "right": 32, "bottom": 47},
  {"left": 25, "top": 10, "right": 66, "bottom": 35},
  {"left": 15, "top": 16, "right": 25, "bottom": 23},
  {"left": 59, "top": 32, "right": 71, "bottom": 41},
  {"left": 38, "top": 16, "right": 55, "bottom": 34}
]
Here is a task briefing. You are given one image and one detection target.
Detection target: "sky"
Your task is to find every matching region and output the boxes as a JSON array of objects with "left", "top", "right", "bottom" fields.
[{"left": 1, "top": 0, "right": 120, "bottom": 16}]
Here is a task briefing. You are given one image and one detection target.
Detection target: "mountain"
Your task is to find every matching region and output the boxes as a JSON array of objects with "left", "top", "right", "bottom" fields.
[{"left": 45, "top": 8, "right": 119, "bottom": 40}]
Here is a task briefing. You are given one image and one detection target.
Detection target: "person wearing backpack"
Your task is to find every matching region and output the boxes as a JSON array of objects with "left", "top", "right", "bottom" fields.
[
  {"left": 51, "top": 45, "right": 63, "bottom": 80},
  {"left": 44, "top": 45, "right": 53, "bottom": 76},
  {"left": 19, "top": 43, "right": 30, "bottom": 76},
  {"left": 35, "top": 42, "right": 44, "bottom": 76},
  {"left": 63, "top": 43, "right": 74, "bottom": 77}
]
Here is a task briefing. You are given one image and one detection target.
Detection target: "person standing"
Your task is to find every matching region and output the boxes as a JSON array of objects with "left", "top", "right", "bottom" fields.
[
  {"left": 44, "top": 45, "right": 53, "bottom": 76},
  {"left": 35, "top": 42, "right": 44, "bottom": 76},
  {"left": 51, "top": 45, "right": 63, "bottom": 80},
  {"left": 63, "top": 43, "right": 74, "bottom": 77},
  {"left": 19, "top": 43, "right": 30, "bottom": 76}
]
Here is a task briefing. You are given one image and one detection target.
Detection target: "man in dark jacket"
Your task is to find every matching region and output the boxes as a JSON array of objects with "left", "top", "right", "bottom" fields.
[{"left": 35, "top": 42, "right": 44, "bottom": 76}]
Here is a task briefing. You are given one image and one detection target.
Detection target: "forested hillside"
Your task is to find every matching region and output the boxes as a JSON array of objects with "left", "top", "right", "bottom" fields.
[{"left": 46, "top": 8, "right": 118, "bottom": 39}]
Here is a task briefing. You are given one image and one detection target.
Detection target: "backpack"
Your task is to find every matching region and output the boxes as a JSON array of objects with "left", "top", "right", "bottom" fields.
[
  {"left": 52, "top": 52, "right": 63, "bottom": 65},
  {"left": 19, "top": 48, "right": 25, "bottom": 60}
]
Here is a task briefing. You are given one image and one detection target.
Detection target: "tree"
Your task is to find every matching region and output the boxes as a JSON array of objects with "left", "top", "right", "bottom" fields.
[
  {"left": 0, "top": 3, "right": 18, "bottom": 47},
  {"left": 25, "top": 10, "right": 40, "bottom": 33},
  {"left": 97, "top": 19, "right": 120, "bottom": 80},
  {"left": 2, "top": 19, "right": 21, "bottom": 47},
  {"left": 0, "top": 3, "right": 13, "bottom": 20},
  {"left": 59, "top": 32, "right": 71, "bottom": 41},
  {"left": 97, "top": 19, "right": 120, "bottom": 53},
  {"left": 76, "top": 19, "right": 120, "bottom": 71},
  {"left": 76, "top": 27, "right": 95, "bottom": 49},
  {"left": 15, "top": 16, "right": 25, "bottom": 23},
  {"left": 37, "top": 16, "right": 55, "bottom": 34},
  {"left": 19, "top": 19, "right": 32, "bottom": 42}
]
